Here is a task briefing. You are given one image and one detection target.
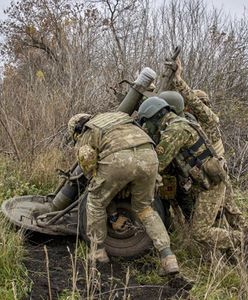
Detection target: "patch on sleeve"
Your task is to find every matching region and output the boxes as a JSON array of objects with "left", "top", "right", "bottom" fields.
[
  {"left": 156, "top": 145, "right": 165, "bottom": 155},
  {"left": 77, "top": 145, "right": 98, "bottom": 178}
]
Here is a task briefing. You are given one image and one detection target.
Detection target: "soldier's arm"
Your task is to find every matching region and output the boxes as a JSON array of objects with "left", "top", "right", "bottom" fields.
[
  {"left": 172, "top": 58, "right": 219, "bottom": 126},
  {"left": 75, "top": 129, "right": 99, "bottom": 178},
  {"left": 173, "top": 76, "right": 219, "bottom": 125},
  {"left": 156, "top": 125, "right": 191, "bottom": 173}
]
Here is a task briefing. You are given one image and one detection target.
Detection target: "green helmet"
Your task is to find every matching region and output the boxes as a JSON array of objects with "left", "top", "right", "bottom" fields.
[
  {"left": 68, "top": 113, "right": 91, "bottom": 140},
  {"left": 159, "top": 91, "right": 184, "bottom": 115},
  {"left": 138, "top": 96, "right": 170, "bottom": 119}
]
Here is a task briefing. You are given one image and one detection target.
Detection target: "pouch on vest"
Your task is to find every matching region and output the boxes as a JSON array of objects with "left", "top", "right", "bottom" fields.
[
  {"left": 188, "top": 165, "right": 211, "bottom": 190},
  {"left": 203, "top": 157, "right": 227, "bottom": 185},
  {"left": 177, "top": 175, "right": 192, "bottom": 193},
  {"left": 159, "top": 175, "right": 177, "bottom": 200}
]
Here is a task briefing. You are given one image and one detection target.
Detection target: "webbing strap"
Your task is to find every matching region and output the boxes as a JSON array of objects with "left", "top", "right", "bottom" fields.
[
  {"left": 188, "top": 148, "right": 212, "bottom": 168},
  {"left": 181, "top": 136, "right": 205, "bottom": 159}
]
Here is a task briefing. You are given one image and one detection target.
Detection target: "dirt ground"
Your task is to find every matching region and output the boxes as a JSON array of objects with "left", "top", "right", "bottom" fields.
[{"left": 23, "top": 233, "right": 193, "bottom": 300}]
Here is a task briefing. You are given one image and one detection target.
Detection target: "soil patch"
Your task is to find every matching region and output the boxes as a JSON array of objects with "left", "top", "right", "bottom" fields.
[{"left": 23, "top": 233, "right": 192, "bottom": 300}]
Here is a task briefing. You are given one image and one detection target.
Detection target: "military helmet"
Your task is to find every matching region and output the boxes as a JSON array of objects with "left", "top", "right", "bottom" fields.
[
  {"left": 193, "top": 89, "right": 210, "bottom": 106},
  {"left": 68, "top": 113, "right": 92, "bottom": 139},
  {"left": 138, "top": 96, "right": 170, "bottom": 119},
  {"left": 159, "top": 91, "right": 184, "bottom": 115}
]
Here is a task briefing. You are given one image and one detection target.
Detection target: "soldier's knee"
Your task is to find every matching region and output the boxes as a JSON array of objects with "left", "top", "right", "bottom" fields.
[
  {"left": 87, "top": 195, "right": 108, "bottom": 210},
  {"left": 87, "top": 200, "right": 106, "bottom": 219},
  {"left": 137, "top": 206, "right": 155, "bottom": 221},
  {"left": 192, "top": 226, "right": 209, "bottom": 242}
]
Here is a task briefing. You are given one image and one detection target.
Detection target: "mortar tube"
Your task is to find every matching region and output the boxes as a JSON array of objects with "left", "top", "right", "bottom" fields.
[
  {"left": 51, "top": 165, "right": 86, "bottom": 210},
  {"left": 117, "top": 67, "right": 157, "bottom": 116}
]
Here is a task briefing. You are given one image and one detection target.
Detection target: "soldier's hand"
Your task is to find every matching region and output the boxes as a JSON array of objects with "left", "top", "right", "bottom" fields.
[
  {"left": 155, "top": 174, "right": 163, "bottom": 193},
  {"left": 175, "top": 57, "right": 183, "bottom": 79}
]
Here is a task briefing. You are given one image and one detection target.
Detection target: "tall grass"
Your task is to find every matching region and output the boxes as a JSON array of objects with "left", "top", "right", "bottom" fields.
[
  {"left": 1, "top": 153, "right": 248, "bottom": 299},
  {"left": 0, "top": 218, "right": 29, "bottom": 299},
  {"left": 0, "top": 151, "right": 63, "bottom": 299}
]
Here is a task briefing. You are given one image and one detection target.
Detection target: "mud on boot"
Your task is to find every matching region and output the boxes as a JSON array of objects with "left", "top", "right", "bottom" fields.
[
  {"left": 160, "top": 248, "right": 179, "bottom": 276},
  {"left": 90, "top": 246, "right": 110, "bottom": 264}
]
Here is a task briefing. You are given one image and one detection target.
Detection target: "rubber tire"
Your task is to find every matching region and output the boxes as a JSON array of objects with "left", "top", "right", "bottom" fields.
[{"left": 78, "top": 192, "right": 165, "bottom": 257}]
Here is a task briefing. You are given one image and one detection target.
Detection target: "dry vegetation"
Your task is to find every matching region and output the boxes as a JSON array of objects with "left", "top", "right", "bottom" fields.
[{"left": 0, "top": 0, "right": 248, "bottom": 299}]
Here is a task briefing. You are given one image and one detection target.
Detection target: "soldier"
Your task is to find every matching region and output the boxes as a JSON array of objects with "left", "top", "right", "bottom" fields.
[
  {"left": 67, "top": 111, "right": 179, "bottom": 274},
  {"left": 137, "top": 96, "right": 242, "bottom": 251},
  {"left": 171, "top": 57, "right": 247, "bottom": 230},
  {"left": 156, "top": 91, "right": 196, "bottom": 223}
]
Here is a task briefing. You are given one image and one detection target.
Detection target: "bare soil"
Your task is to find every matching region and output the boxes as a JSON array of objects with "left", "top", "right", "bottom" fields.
[{"left": 23, "top": 233, "right": 193, "bottom": 300}]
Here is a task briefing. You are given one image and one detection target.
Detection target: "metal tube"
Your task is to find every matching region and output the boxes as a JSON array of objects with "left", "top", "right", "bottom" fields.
[{"left": 117, "top": 67, "right": 157, "bottom": 115}]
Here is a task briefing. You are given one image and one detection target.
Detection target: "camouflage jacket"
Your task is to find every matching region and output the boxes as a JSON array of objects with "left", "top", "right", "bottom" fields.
[
  {"left": 155, "top": 112, "right": 209, "bottom": 174},
  {"left": 76, "top": 112, "right": 154, "bottom": 161},
  {"left": 173, "top": 77, "right": 224, "bottom": 155}
]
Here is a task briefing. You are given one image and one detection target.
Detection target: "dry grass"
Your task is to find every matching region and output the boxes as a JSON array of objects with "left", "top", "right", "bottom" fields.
[
  {"left": 1, "top": 151, "right": 248, "bottom": 299},
  {"left": 0, "top": 217, "right": 29, "bottom": 299}
]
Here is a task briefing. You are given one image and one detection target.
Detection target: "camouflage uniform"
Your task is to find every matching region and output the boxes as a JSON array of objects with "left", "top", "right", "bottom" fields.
[
  {"left": 155, "top": 111, "right": 242, "bottom": 250},
  {"left": 76, "top": 111, "right": 170, "bottom": 251},
  {"left": 173, "top": 77, "right": 246, "bottom": 230}
]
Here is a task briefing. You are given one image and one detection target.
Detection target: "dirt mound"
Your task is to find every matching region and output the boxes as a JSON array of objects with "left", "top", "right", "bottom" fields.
[{"left": 23, "top": 233, "right": 192, "bottom": 300}]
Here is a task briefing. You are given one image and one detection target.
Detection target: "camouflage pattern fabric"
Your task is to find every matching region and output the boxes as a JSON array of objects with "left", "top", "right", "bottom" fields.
[
  {"left": 173, "top": 77, "right": 223, "bottom": 148},
  {"left": 173, "top": 77, "right": 247, "bottom": 229},
  {"left": 159, "top": 174, "right": 177, "bottom": 200},
  {"left": 67, "top": 113, "right": 91, "bottom": 141},
  {"left": 78, "top": 112, "right": 154, "bottom": 160},
  {"left": 75, "top": 112, "right": 170, "bottom": 251},
  {"left": 222, "top": 176, "right": 247, "bottom": 230},
  {"left": 191, "top": 181, "right": 242, "bottom": 249},
  {"left": 77, "top": 144, "right": 97, "bottom": 179},
  {"left": 150, "top": 112, "right": 241, "bottom": 250},
  {"left": 155, "top": 112, "right": 207, "bottom": 174},
  {"left": 86, "top": 147, "right": 170, "bottom": 251}
]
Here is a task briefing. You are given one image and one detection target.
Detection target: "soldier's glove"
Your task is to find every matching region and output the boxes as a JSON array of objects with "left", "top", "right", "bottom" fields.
[
  {"left": 175, "top": 57, "right": 183, "bottom": 79},
  {"left": 164, "top": 59, "right": 177, "bottom": 71},
  {"left": 155, "top": 174, "right": 163, "bottom": 194},
  {"left": 164, "top": 57, "right": 182, "bottom": 80}
]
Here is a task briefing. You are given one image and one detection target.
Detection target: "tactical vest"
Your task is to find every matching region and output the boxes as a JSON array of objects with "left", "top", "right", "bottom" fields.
[
  {"left": 85, "top": 112, "right": 154, "bottom": 159},
  {"left": 185, "top": 112, "right": 225, "bottom": 157},
  {"left": 171, "top": 117, "right": 225, "bottom": 189}
]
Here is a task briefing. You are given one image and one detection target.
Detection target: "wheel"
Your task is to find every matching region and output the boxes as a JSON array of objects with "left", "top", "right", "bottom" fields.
[{"left": 78, "top": 192, "right": 165, "bottom": 257}]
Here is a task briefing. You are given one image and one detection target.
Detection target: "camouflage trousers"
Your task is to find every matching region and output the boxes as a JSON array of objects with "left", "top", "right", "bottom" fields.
[
  {"left": 191, "top": 181, "right": 242, "bottom": 250},
  {"left": 86, "top": 145, "right": 170, "bottom": 251},
  {"left": 222, "top": 176, "right": 247, "bottom": 230}
]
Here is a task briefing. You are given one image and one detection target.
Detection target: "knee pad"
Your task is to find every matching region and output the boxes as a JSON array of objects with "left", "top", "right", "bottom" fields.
[{"left": 137, "top": 206, "right": 154, "bottom": 221}]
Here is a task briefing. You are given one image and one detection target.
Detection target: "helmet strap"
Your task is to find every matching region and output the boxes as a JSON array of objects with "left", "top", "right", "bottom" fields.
[{"left": 152, "top": 107, "right": 170, "bottom": 123}]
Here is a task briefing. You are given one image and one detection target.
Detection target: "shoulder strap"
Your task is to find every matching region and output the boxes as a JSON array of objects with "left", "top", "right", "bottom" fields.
[
  {"left": 85, "top": 112, "right": 133, "bottom": 131},
  {"left": 170, "top": 116, "right": 219, "bottom": 169},
  {"left": 186, "top": 121, "right": 218, "bottom": 159}
]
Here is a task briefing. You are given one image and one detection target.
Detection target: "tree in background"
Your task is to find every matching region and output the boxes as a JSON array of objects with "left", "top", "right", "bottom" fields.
[{"left": 0, "top": 0, "right": 247, "bottom": 187}]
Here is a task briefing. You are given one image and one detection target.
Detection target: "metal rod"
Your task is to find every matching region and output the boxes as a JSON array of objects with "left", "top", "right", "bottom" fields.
[{"left": 45, "top": 199, "right": 80, "bottom": 225}]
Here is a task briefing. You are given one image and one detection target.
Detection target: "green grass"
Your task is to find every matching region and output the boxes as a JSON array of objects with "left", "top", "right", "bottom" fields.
[
  {"left": 58, "top": 290, "right": 81, "bottom": 300},
  {"left": 0, "top": 154, "right": 59, "bottom": 299},
  {"left": 0, "top": 218, "right": 30, "bottom": 299},
  {"left": 1, "top": 154, "right": 248, "bottom": 299}
]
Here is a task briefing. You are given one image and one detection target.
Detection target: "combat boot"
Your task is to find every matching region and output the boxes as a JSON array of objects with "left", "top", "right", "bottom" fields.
[
  {"left": 93, "top": 247, "right": 110, "bottom": 264},
  {"left": 160, "top": 248, "right": 179, "bottom": 275},
  {"left": 161, "top": 254, "right": 179, "bottom": 275}
]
